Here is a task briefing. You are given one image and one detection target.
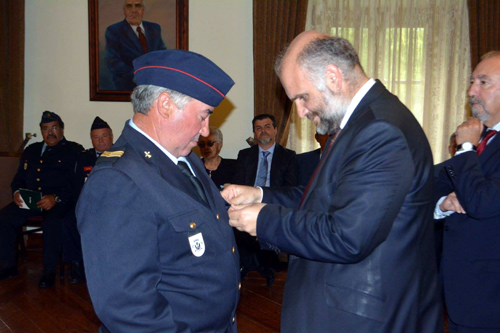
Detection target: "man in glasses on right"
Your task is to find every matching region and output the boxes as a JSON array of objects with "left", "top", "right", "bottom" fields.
[{"left": 435, "top": 51, "right": 500, "bottom": 332}]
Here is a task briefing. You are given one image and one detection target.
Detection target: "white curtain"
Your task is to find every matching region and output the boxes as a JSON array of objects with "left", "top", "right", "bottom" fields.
[{"left": 287, "top": 0, "right": 470, "bottom": 163}]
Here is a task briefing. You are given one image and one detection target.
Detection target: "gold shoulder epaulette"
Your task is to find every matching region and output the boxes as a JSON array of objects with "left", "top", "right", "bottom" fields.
[{"left": 101, "top": 151, "right": 124, "bottom": 158}]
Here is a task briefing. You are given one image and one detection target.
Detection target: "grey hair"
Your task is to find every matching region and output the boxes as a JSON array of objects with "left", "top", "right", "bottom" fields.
[
  {"left": 481, "top": 51, "right": 500, "bottom": 61},
  {"left": 209, "top": 126, "right": 223, "bottom": 145},
  {"left": 298, "top": 37, "right": 363, "bottom": 91},
  {"left": 131, "top": 85, "right": 193, "bottom": 115}
]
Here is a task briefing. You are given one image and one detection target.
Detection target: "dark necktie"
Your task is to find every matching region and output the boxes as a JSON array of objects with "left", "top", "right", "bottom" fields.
[
  {"left": 299, "top": 130, "right": 341, "bottom": 209},
  {"left": 178, "top": 161, "right": 208, "bottom": 204},
  {"left": 255, "top": 151, "right": 271, "bottom": 187},
  {"left": 477, "top": 130, "right": 497, "bottom": 156},
  {"left": 137, "top": 26, "right": 148, "bottom": 54}
]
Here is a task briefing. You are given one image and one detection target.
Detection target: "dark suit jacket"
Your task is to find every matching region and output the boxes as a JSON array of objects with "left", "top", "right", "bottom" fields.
[
  {"left": 105, "top": 20, "right": 167, "bottom": 90},
  {"left": 233, "top": 144, "right": 297, "bottom": 187},
  {"left": 434, "top": 133, "right": 500, "bottom": 328},
  {"left": 257, "top": 81, "right": 442, "bottom": 332},
  {"left": 76, "top": 121, "right": 240, "bottom": 332},
  {"left": 296, "top": 148, "right": 321, "bottom": 187}
]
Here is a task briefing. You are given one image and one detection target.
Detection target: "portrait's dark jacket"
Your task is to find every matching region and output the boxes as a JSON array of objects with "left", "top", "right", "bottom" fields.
[
  {"left": 105, "top": 20, "right": 167, "bottom": 90},
  {"left": 434, "top": 132, "right": 500, "bottom": 328},
  {"left": 258, "top": 80, "right": 443, "bottom": 332},
  {"left": 76, "top": 121, "right": 240, "bottom": 332},
  {"left": 296, "top": 148, "right": 321, "bottom": 187},
  {"left": 11, "top": 138, "right": 83, "bottom": 205},
  {"left": 233, "top": 143, "right": 298, "bottom": 187}
]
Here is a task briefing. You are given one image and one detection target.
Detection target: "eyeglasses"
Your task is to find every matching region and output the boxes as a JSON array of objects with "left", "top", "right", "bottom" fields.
[
  {"left": 198, "top": 140, "right": 216, "bottom": 148},
  {"left": 41, "top": 125, "right": 61, "bottom": 132}
]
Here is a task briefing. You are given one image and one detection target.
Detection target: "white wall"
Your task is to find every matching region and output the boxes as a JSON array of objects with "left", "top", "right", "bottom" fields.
[{"left": 24, "top": 0, "right": 254, "bottom": 159}]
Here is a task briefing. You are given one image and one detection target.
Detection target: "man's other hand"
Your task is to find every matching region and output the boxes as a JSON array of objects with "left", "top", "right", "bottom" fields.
[
  {"left": 440, "top": 192, "right": 466, "bottom": 214},
  {"left": 455, "top": 118, "right": 483, "bottom": 146},
  {"left": 221, "top": 185, "right": 262, "bottom": 205},
  {"left": 13, "top": 192, "right": 23, "bottom": 207},
  {"left": 37, "top": 195, "right": 57, "bottom": 211}
]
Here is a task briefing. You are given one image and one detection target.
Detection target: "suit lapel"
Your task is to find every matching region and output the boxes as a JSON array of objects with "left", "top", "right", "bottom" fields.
[
  {"left": 120, "top": 20, "right": 143, "bottom": 52},
  {"left": 249, "top": 146, "right": 259, "bottom": 185},
  {"left": 270, "top": 144, "right": 282, "bottom": 187},
  {"left": 479, "top": 133, "right": 500, "bottom": 165}
]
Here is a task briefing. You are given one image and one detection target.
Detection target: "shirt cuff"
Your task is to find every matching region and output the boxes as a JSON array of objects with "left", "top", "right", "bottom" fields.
[
  {"left": 434, "top": 196, "right": 455, "bottom": 219},
  {"left": 255, "top": 186, "right": 263, "bottom": 203}
]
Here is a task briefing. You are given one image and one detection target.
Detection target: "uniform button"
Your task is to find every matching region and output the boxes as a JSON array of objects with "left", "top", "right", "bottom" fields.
[
  {"left": 190, "top": 222, "right": 196, "bottom": 229},
  {"left": 36, "top": 178, "right": 40, "bottom": 182},
  {"left": 232, "top": 316, "right": 236, "bottom": 323},
  {"left": 232, "top": 246, "right": 235, "bottom": 254},
  {"left": 238, "top": 282, "right": 241, "bottom": 290},
  {"left": 216, "top": 214, "right": 220, "bottom": 220},
  {"left": 40, "top": 160, "right": 43, "bottom": 163},
  {"left": 444, "top": 225, "right": 449, "bottom": 231},
  {"left": 37, "top": 168, "right": 41, "bottom": 172},
  {"left": 38, "top": 187, "right": 42, "bottom": 191},
  {"left": 58, "top": 160, "right": 61, "bottom": 163}
]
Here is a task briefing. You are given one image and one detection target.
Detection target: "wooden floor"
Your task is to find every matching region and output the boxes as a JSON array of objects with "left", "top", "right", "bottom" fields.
[{"left": 0, "top": 242, "right": 284, "bottom": 332}]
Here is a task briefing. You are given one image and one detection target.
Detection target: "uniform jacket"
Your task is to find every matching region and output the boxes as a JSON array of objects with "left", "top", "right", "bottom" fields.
[
  {"left": 105, "top": 20, "right": 167, "bottom": 90},
  {"left": 76, "top": 121, "right": 240, "bottom": 332},
  {"left": 233, "top": 143, "right": 297, "bottom": 187},
  {"left": 11, "top": 138, "right": 83, "bottom": 205},
  {"left": 296, "top": 148, "right": 321, "bottom": 187},
  {"left": 73, "top": 148, "right": 99, "bottom": 200},
  {"left": 258, "top": 81, "right": 443, "bottom": 332},
  {"left": 435, "top": 132, "right": 500, "bottom": 328}
]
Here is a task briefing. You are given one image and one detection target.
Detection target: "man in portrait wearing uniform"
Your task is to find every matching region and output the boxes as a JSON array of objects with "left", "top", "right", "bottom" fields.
[
  {"left": 77, "top": 49, "right": 240, "bottom": 332},
  {"left": 0, "top": 111, "right": 83, "bottom": 289},
  {"left": 62, "top": 116, "right": 114, "bottom": 285}
]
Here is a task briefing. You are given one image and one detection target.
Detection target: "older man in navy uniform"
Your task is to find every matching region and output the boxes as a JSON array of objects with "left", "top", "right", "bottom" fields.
[
  {"left": 0, "top": 111, "right": 83, "bottom": 288},
  {"left": 77, "top": 50, "right": 240, "bottom": 332},
  {"left": 61, "top": 116, "right": 115, "bottom": 285}
]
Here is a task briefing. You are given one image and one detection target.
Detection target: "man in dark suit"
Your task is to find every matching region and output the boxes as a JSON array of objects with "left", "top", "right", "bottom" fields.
[
  {"left": 0, "top": 111, "right": 83, "bottom": 288},
  {"left": 223, "top": 31, "right": 442, "bottom": 332},
  {"left": 105, "top": 0, "right": 167, "bottom": 90},
  {"left": 296, "top": 132, "right": 329, "bottom": 186},
  {"left": 233, "top": 113, "right": 297, "bottom": 286},
  {"left": 62, "top": 117, "right": 114, "bottom": 285},
  {"left": 434, "top": 51, "right": 500, "bottom": 332},
  {"left": 77, "top": 50, "right": 240, "bottom": 332}
]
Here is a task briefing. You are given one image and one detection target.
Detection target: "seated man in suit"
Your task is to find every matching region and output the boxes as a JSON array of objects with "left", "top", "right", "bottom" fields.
[
  {"left": 105, "top": 0, "right": 167, "bottom": 90},
  {"left": 77, "top": 49, "right": 240, "bottom": 332},
  {"left": 233, "top": 113, "right": 298, "bottom": 286},
  {"left": 0, "top": 111, "right": 83, "bottom": 288},
  {"left": 434, "top": 51, "right": 500, "bottom": 332},
  {"left": 62, "top": 117, "right": 114, "bottom": 284},
  {"left": 296, "top": 131, "right": 330, "bottom": 186}
]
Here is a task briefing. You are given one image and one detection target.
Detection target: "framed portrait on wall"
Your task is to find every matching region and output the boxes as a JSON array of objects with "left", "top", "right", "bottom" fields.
[{"left": 88, "top": 0, "right": 188, "bottom": 102}]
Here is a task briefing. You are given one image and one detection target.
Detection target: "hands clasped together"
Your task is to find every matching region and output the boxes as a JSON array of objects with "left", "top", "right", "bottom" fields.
[{"left": 221, "top": 185, "right": 266, "bottom": 236}]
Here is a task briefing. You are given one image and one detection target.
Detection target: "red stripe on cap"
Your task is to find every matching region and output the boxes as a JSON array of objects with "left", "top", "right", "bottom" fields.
[{"left": 134, "top": 66, "right": 225, "bottom": 98}]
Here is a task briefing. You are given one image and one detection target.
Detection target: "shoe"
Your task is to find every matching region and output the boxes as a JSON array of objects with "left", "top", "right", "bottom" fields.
[
  {"left": 0, "top": 266, "right": 18, "bottom": 281},
  {"left": 38, "top": 270, "right": 56, "bottom": 289},
  {"left": 69, "top": 261, "right": 86, "bottom": 284},
  {"left": 266, "top": 270, "right": 275, "bottom": 287}
]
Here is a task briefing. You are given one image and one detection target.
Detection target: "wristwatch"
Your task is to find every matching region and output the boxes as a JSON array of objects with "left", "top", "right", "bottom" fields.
[
  {"left": 457, "top": 142, "right": 477, "bottom": 152},
  {"left": 53, "top": 195, "right": 61, "bottom": 203}
]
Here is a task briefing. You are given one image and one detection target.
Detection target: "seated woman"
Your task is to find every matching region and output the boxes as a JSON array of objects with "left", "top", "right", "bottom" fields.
[{"left": 198, "top": 126, "right": 237, "bottom": 190}]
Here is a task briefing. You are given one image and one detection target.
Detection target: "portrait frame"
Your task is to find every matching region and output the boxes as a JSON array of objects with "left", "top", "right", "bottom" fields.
[{"left": 88, "top": 0, "right": 189, "bottom": 102}]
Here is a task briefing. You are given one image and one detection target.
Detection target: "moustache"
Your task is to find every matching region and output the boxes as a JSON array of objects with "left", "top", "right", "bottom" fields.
[
  {"left": 470, "top": 96, "right": 484, "bottom": 107},
  {"left": 46, "top": 134, "right": 56, "bottom": 139}
]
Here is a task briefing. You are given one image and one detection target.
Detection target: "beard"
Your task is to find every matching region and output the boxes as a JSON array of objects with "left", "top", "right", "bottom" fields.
[
  {"left": 470, "top": 96, "right": 490, "bottom": 122},
  {"left": 258, "top": 134, "right": 272, "bottom": 145},
  {"left": 308, "top": 89, "right": 350, "bottom": 135}
]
